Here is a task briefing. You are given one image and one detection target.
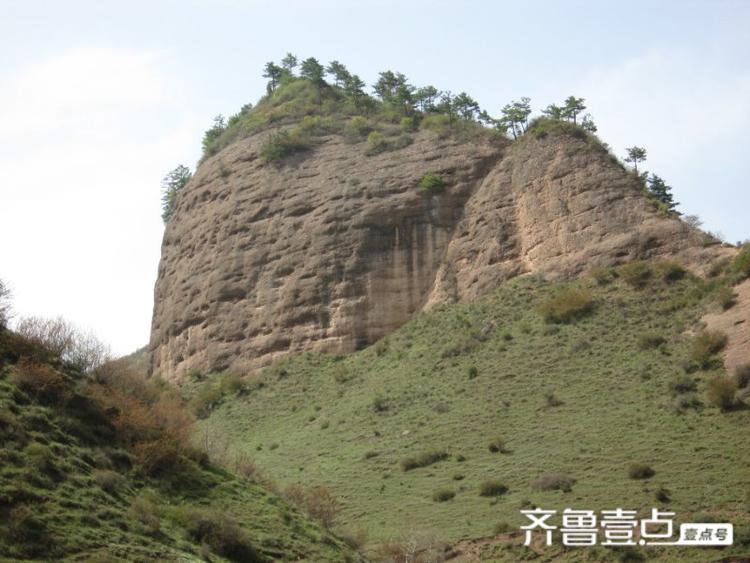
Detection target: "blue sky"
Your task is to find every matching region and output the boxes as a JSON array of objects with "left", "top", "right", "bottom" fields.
[{"left": 1, "top": 0, "right": 748, "bottom": 354}]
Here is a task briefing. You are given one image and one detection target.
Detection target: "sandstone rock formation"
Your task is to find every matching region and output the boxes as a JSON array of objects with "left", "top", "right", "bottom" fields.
[{"left": 149, "top": 128, "right": 731, "bottom": 380}]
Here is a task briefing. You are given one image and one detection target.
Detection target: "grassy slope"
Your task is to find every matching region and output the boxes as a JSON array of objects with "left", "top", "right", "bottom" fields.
[
  {"left": 0, "top": 346, "right": 358, "bottom": 561},
  {"left": 198, "top": 266, "right": 750, "bottom": 561}
]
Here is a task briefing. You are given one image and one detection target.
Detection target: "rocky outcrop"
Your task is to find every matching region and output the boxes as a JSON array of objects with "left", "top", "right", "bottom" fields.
[
  {"left": 426, "top": 134, "right": 729, "bottom": 306},
  {"left": 149, "top": 130, "right": 502, "bottom": 379},
  {"left": 149, "top": 128, "right": 732, "bottom": 380}
]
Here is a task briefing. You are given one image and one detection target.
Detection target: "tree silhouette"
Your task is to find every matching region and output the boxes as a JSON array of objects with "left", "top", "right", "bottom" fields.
[{"left": 625, "top": 146, "right": 647, "bottom": 173}]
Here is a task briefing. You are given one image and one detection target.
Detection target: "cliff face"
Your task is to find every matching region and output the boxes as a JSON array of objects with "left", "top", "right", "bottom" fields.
[
  {"left": 149, "top": 128, "right": 728, "bottom": 380},
  {"left": 149, "top": 130, "right": 502, "bottom": 379}
]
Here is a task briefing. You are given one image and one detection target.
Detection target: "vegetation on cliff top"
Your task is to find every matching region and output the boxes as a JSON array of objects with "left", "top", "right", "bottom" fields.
[{"left": 159, "top": 54, "right": 682, "bottom": 226}]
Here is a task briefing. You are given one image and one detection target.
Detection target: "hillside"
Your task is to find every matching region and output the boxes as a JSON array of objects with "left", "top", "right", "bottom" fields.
[
  {"left": 0, "top": 329, "right": 360, "bottom": 562},
  {"left": 149, "top": 76, "right": 731, "bottom": 381},
  {"left": 195, "top": 258, "right": 750, "bottom": 561}
]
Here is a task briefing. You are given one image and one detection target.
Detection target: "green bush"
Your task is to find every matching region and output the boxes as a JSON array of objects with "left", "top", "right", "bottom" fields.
[
  {"left": 706, "top": 376, "right": 738, "bottom": 411},
  {"left": 619, "top": 261, "right": 652, "bottom": 288},
  {"left": 487, "top": 437, "right": 508, "bottom": 453},
  {"left": 730, "top": 245, "right": 750, "bottom": 281},
  {"left": 658, "top": 260, "right": 686, "bottom": 282},
  {"left": 371, "top": 394, "right": 389, "bottom": 413},
  {"left": 479, "top": 479, "right": 508, "bottom": 497},
  {"left": 432, "top": 488, "right": 455, "bottom": 502},
  {"left": 638, "top": 332, "right": 666, "bottom": 350},
  {"left": 344, "top": 116, "right": 372, "bottom": 140},
  {"left": 467, "top": 365, "right": 479, "bottom": 379},
  {"left": 673, "top": 393, "right": 702, "bottom": 413},
  {"left": 400, "top": 116, "right": 416, "bottom": 132},
  {"left": 365, "top": 131, "right": 387, "bottom": 155},
  {"left": 627, "top": 463, "right": 655, "bottom": 479},
  {"left": 261, "top": 129, "right": 310, "bottom": 162},
  {"left": 689, "top": 330, "right": 728, "bottom": 369},
  {"left": 539, "top": 288, "right": 594, "bottom": 323},
  {"left": 531, "top": 473, "right": 576, "bottom": 492},
  {"left": 716, "top": 286, "right": 737, "bottom": 310},
  {"left": 418, "top": 172, "right": 446, "bottom": 193},
  {"left": 93, "top": 469, "right": 127, "bottom": 494},
  {"left": 668, "top": 374, "right": 697, "bottom": 395},
  {"left": 177, "top": 507, "right": 263, "bottom": 562},
  {"left": 25, "top": 443, "right": 57, "bottom": 476},
  {"left": 400, "top": 449, "right": 449, "bottom": 471},
  {"left": 421, "top": 114, "right": 451, "bottom": 136}
]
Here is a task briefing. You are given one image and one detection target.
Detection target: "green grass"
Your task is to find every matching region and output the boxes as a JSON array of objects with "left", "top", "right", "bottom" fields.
[
  {"left": 198, "top": 268, "right": 750, "bottom": 560},
  {"left": 0, "top": 341, "right": 358, "bottom": 561}
]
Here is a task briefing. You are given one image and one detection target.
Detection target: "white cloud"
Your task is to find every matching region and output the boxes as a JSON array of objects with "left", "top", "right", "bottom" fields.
[{"left": 0, "top": 48, "right": 201, "bottom": 354}]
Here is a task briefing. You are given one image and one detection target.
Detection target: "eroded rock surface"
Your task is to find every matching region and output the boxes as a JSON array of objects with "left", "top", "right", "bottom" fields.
[
  {"left": 150, "top": 130, "right": 501, "bottom": 379},
  {"left": 149, "top": 129, "right": 731, "bottom": 380}
]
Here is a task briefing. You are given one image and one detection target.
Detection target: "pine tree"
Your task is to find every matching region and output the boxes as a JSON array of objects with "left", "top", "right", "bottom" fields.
[
  {"left": 647, "top": 174, "right": 678, "bottom": 212},
  {"left": 300, "top": 57, "right": 325, "bottom": 85},
  {"left": 262, "top": 62, "right": 283, "bottom": 93},
  {"left": 562, "top": 96, "right": 586, "bottom": 124},
  {"left": 161, "top": 165, "right": 193, "bottom": 223},
  {"left": 325, "top": 60, "right": 350, "bottom": 87},
  {"left": 281, "top": 53, "right": 298, "bottom": 75},
  {"left": 625, "top": 146, "right": 647, "bottom": 173}
]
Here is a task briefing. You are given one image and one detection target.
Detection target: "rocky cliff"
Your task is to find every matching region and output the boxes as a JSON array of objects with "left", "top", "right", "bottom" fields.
[{"left": 149, "top": 126, "right": 729, "bottom": 380}]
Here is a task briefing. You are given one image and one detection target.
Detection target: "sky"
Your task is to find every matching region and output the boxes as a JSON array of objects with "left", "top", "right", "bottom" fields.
[{"left": 1, "top": 0, "right": 748, "bottom": 355}]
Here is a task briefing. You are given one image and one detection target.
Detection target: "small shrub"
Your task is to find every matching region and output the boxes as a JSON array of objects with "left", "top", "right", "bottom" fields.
[
  {"left": 400, "top": 449, "right": 449, "bottom": 471},
  {"left": 25, "top": 443, "right": 57, "bottom": 476},
  {"left": 304, "top": 486, "right": 340, "bottom": 528},
  {"left": 487, "top": 437, "right": 508, "bottom": 454},
  {"left": 532, "top": 473, "right": 577, "bottom": 492},
  {"left": 590, "top": 267, "right": 614, "bottom": 286},
  {"left": 344, "top": 116, "right": 372, "bottom": 140},
  {"left": 689, "top": 330, "right": 728, "bottom": 369},
  {"left": 178, "top": 507, "right": 263, "bottom": 562},
  {"left": 655, "top": 486, "right": 671, "bottom": 503},
  {"left": 730, "top": 245, "right": 750, "bottom": 281},
  {"left": 659, "top": 261, "right": 686, "bottom": 282},
  {"left": 129, "top": 494, "right": 161, "bottom": 534},
  {"left": 735, "top": 364, "right": 750, "bottom": 389},
  {"left": 421, "top": 113, "right": 451, "bottom": 136},
  {"left": 432, "top": 488, "right": 455, "bottom": 502},
  {"left": 638, "top": 332, "right": 666, "bottom": 350},
  {"left": 668, "top": 375, "right": 697, "bottom": 395},
  {"left": 453, "top": 473, "right": 465, "bottom": 481},
  {"left": 493, "top": 522, "right": 512, "bottom": 534},
  {"left": 479, "top": 479, "right": 508, "bottom": 497},
  {"left": 362, "top": 450, "right": 379, "bottom": 460},
  {"left": 716, "top": 286, "right": 737, "bottom": 310},
  {"left": 11, "top": 359, "right": 71, "bottom": 405},
  {"left": 7, "top": 504, "right": 51, "bottom": 555},
  {"left": 545, "top": 391, "right": 563, "bottom": 407},
  {"left": 673, "top": 393, "right": 702, "bottom": 413},
  {"left": 93, "top": 469, "right": 127, "bottom": 494},
  {"left": 372, "top": 394, "right": 389, "bottom": 413},
  {"left": 261, "top": 129, "right": 310, "bottom": 162},
  {"left": 539, "top": 288, "right": 594, "bottom": 323},
  {"left": 365, "top": 131, "right": 388, "bottom": 155},
  {"left": 706, "top": 376, "right": 738, "bottom": 411},
  {"left": 627, "top": 463, "right": 655, "bottom": 479},
  {"left": 400, "top": 116, "right": 416, "bottom": 132},
  {"left": 418, "top": 172, "right": 446, "bottom": 193},
  {"left": 467, "top": 365, "right": 479, "bottom": 379},
  {"left": 620, "top": 261, "right": 652, "bottom": 288}
]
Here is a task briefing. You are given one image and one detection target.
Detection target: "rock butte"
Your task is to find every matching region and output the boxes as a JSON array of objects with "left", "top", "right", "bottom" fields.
[{"left": 149, "top": 128, "right": 731, "bottom": 380}]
